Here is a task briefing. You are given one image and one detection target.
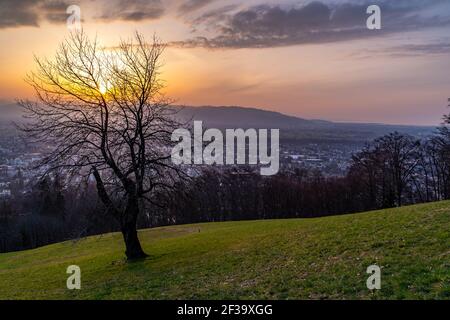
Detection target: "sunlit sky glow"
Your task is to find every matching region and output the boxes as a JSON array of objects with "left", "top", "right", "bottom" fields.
[{"left": 1, "top": 0, "right": 450, "bottom": 125}]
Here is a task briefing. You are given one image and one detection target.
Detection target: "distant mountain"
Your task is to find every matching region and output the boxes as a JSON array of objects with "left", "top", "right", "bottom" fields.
[
  {"left": 0, "top": 101, "right": 436, "bottom": 142},
  {"left": 0, "top": 101, "right": 23, "bottom": 123},
  {"left": 175, "top": 105, "right": 436, "bottom": 142},
  {"left": 176, "top": 105, "right": 332, "bottom": 129}
]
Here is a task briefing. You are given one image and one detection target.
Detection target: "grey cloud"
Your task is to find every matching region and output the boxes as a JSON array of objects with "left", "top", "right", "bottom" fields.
[
  {"left": 0, "top": 0, "right": 40, "bottom": 28},
  {"left": 186, "top": 4, "right": 238, "bottom": 33},
  {"left": 398, "top": 43, "right": 450, "bottom": 55},
  {"left": 97, "top": 0, "right": 165, "bottom": 22},
  {"left": 0, "top": 0, "right": 165, "bottom": 28},
  {"left": 0, "top": 0, "right": 78, "bottom": 28},
  {"left": 172, "top": 0, "right": 450, "bottom": 49},
  {"left": 41, "top": 0, "right": 72, "bottom": 24},
  {"left": 178, "top": 0, "right": 216, "bottom": 14},
  {"left": 191, "top": 4, "right": 237, "bottom": 24},
  {"left": 367, "top": 42, "right": 450, "bottom": 59}
]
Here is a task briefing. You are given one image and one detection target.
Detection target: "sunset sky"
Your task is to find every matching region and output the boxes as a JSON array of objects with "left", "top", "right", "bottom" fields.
[{"left": 1, "top": 0, "right": 450, "bottom": 125}]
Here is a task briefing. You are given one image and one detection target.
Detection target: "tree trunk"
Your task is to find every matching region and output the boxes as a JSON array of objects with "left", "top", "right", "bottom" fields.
[
  {"left": 92, "top": 168, "right": 147, "bottom": 260},
  {"left": 121, "top": 198, "right": 148, "bottom": 260},
  {"left": 122, "top": 224, "right": 147, "bottom": 260}
]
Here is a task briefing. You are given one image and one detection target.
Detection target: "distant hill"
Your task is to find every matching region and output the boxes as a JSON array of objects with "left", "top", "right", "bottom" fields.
[
  {"left": 1, "top": 101, "right": 436, "bottom": 142},
  {"left": 0, "top": 201, "right": 448, "bottom": 299},
  {"left": 0, "top": 101, "right": 23, "bottom": 123},
  {"left": 176, "top": 106, "right": 436, "bottom": 142},
  {"left": 176, "top": 105, "right": 332, "bottom": 129}
]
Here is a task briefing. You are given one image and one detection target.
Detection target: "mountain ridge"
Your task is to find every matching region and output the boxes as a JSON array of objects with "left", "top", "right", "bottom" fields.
[
  {"left": 174, "top": 105, "right": 435, "bottom": 141},
  {"left": 0, "top": 102, "right": 436, "bottom": 141}
]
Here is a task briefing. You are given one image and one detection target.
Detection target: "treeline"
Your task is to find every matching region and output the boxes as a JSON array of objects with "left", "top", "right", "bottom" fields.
[
  {"left": 157, "top": 129, "right": 450, "bottom": 224},
  {"left": 0, "top": 177, "right": 118, "bottom": 252},
  {"left": 2, "top": 129, "right": 450, "bottom": 253}
]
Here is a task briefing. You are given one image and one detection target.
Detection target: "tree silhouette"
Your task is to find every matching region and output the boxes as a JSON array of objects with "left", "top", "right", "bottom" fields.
[{"left": 19, "top": 31, "right": 186, "bottom": 260}]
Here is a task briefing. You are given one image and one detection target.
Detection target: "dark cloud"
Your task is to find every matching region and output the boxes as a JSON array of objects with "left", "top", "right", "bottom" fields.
[
  {"left": 172, "top": 0, "right": 450, "bottom": 49},
  {"left": 97, "top": 0, "right": 165, "bottom": 22},
  {"left": 191, "top": 4, "right": 237, "bottom": 24},
  {"left": 0, "top": 0, "right": 165, "bottom": 28},
  {"left": 0, "top": 0, "right": 78, "bottom": 28},
  {"left": 186, "top": 4, "right": 238, "bottom": 33},
  {"left": 178, "top": 0, "right": 216, "bottom": 14},
  {"left": 41, "top": 0, "right": 72, "bottom": 24},
  {"left": 0, "top": 0, "right": 40, "bottom": 28}
]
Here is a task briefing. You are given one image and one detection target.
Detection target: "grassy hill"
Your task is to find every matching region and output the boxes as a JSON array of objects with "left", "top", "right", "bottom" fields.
[{"left": 0, "top": 201, "right": 449, "bottom": 300}]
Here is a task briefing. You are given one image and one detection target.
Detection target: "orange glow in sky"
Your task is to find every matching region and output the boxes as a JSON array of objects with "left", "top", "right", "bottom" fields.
[{"left": 1, "top": 0, "right": 450, "bottom": 125}]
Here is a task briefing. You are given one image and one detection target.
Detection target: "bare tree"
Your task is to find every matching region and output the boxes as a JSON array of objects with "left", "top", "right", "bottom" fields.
[
  {"left": 18, "top": 31, "right": 187, "bottom": 260},
  {"left": 447, "top": 97, "right": 450, "bottom": 116},
  {"left": 377, "top": 133, "right": 421, "bottom": 207}
]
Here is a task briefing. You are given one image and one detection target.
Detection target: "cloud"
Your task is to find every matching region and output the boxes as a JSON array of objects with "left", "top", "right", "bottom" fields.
[
  {"left": 172, "top": 0, "right": 450, "bottom": 48},
  {"left": 0, "top": 0, "right": 40, "bottom": 28},
  {"left": 178, "top": 0, "right": 216, "bottom": 14},
  {"left": 397, "top": 42, "right": 450, "bottom": 55},
  {"left": 183, "top": 4, "right": 238, "bottom": 33},
  {"left": 97, "top": 0, "right": 165, "bottom": 22},
  {"left": 0, "top": 0, "right": 165, "bottom": 28},
  {"left": 0, "top": 0, "right": 79, "bottom": 28},
  {"left": 41, "top": 0, "right": 72, "bottom": 24},
  {"left": 352, "top": 42, "right": 450, "bottom": 59}
]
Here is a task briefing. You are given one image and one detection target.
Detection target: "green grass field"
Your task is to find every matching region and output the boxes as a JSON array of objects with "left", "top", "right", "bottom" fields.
[{"left": 0, "top": 201, "right": 449, "bottom": 300}]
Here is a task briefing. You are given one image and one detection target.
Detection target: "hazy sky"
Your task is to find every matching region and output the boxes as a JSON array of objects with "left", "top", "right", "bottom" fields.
[{"left": 1, "top": 0, "right": 450, "bottom": 125}]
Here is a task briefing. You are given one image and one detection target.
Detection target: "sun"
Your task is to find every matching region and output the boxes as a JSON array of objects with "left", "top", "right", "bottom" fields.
[{"left": 99, "top": 82, "right": 108, "bottom": 94}]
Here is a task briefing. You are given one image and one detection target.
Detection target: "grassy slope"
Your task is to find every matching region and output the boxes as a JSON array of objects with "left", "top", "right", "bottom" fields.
[{"left": 0, "top": 201, "right": 449, "bottom": 300}]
